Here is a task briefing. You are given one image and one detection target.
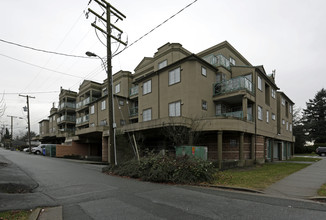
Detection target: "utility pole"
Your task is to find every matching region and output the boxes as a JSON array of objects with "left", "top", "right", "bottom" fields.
[
  {"left": 19, "top": 94, "right": 35, "bottom": 153},
  {"left": 87, "top": 0, "right": 127, "bottom": 165},
  {"left": 7, "top": 115, "right": 23, "bottom": 149}
]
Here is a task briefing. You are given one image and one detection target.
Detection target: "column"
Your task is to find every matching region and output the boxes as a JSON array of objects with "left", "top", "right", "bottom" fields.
[
  {"left": 242, "top": 96, "right": 248, "bottom": 121},
  {"left": 251, "top": 134, "right": 255, "bottom": 160},
  {"left": 239, "top": 132, "right": 244, "bottom": 166},
  {"left": 271, "top": 139, "right": 274, "bottom": 162},
  {"left": 102, "top": 136, "right": 108, "bottom": 162},
  {"left": 217, "top": 131, "right": 223, "bottom": 169}
]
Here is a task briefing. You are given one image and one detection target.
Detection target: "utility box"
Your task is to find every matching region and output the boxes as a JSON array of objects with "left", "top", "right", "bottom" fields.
[
  {"left": 175, "top": 146, "right": 208, "bottom": 160},
  {"left": 45, "top": 144, "right": 56, "bottom": 157}
]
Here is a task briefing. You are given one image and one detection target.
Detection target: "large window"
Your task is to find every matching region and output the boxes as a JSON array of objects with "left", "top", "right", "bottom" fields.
[
  {"left": 101, "top": 100, "right": 106, "bottom": 110},
  {"left": 272, "top": 113, "right": 276, "bottom": 121},
  {"left": 169, "top": 101, "right": 181, "bottom": 117},
  {"left": 271, "top": 88, "right": 276, "bottom": 99},
  {"left": 115, "top": 83, "right": 120, "bottom": 94},
  {"left": 266, "top": 110, "right": 269, "bottom": 123},
  {"left": 90, "top": 105, "right": 95, "bottom": 114},
  {"left": 258, "top": 106, "right": 263, "bottom": 120},
  {"left": 169, "top": 67, "right": 180, "bottom": 85},
  {"left": 143, "top": 80, "right": 151, "bottom": 95},
  {"left": 258, "top": 76, "right": 262, "bottom": 91},
  {"left": 158, "top": 60, "right": 167, "bottom": 69},
  {"left": 143, "top": 108, "right": 152, "bottom": 121}
]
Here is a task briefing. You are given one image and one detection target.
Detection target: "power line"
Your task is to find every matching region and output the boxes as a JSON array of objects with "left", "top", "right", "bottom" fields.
[
  {"left": 0, "top": 38, "right": 91, "bottom": 59},
  {"left": 0, "top": 53, "right": 84, "bottom": 79},
  {"left": 3, "top": 91, "right": 59, "bottom": 95},
  {"left": 112, "top": 0, "right": 198, "bottom": 58}
]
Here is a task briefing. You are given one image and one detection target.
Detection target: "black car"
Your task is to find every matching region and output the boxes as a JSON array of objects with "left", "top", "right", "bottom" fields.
[{"left": 316, "top": 147, "right": 326, "bottom": 156}]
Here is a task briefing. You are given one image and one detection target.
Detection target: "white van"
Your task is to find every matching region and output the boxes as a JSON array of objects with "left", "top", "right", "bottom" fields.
[{"left": 31, "top": 144, "right": 55, "bottom": 155}]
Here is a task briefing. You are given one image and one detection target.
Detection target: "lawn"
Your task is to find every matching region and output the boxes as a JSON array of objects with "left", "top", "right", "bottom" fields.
[
  {"left": 0, "top": 210, "right": 30, "bottom": 220},
  {"left": 212, "top": 163, "right": 310, "bottom": 191},
  {"left": 287, "top": 157, "right": 321, "bottom": 162}
]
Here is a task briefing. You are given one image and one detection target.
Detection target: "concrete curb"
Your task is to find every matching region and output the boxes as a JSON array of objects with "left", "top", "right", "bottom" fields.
[{"left": 199, "top": 184, "right": 264, "bottom": 194}]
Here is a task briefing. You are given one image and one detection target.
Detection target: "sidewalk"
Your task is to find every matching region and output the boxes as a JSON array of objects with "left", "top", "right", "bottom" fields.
[{"left": 264, "top": 157, "right": 326, "bottom": 199}]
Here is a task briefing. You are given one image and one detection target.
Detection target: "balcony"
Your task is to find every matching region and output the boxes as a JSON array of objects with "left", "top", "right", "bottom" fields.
[
  {"left": 203, "top": 54, "right": 231, "bottom": 70},
  {"left": 213, "top": 76, "right": 254, "bottom": 96},
  {"left": 129, "top": 107, "right": 138, "bottom": 117},
  {"left": 130, "top": 86, "right": 138, "bottom": 97},
  {"left": 58, "top": 102, "right": 76, "bottom": 110},
  {"left": 76, "top": 97, "right": 97, "bottom": 110},
  {"left": 57, "top": 115, "right": 76, "bottom": 124},
  {"left": 216, "top": 111, "right": 254, "bottom": 122},
  {"left": 76, "top": 114, "right": 89, "bottom": 125}
]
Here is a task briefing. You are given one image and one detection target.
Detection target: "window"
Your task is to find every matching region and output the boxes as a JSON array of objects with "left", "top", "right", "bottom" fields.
[
  {"left": 286, "top": 121, "right": 289, "bottom": 130},
  {"left": 282, "top": 119, "right": 285, "bottom": 125},
  {"left": 158, "top": 60, "right": 167, "bottom": 69},
  {"left": 265, "top": 83, "right": 270, "bottom": 105},
  {"left": 90, "top": 123, "right": 95, "bottom": 127},
  {"left": 143, "top": 80, "right": 151, "bottom": 95},
  {"left": 90, "top": 105, "right": 95, "bottom": 114},
  {"left": 115, "top": 83, "right": 121, "bottom": 94},
  {"left": 169, "top": 67, "right": 180, "bottom": 85},
  {"left": 258, "top": 76, "right": 262, "bottom": 91},
  {"left": 282, "top": 98, "right": 285, "bottom": 106},
  {"left": 102, "top": 88, "right": 108, "bottom": 96},
  {"left": 201, "top": 66, "right": 207, "bottom": 76},
  {"left": 101, "top": 100, "right": 106, "bottom": 110},
  {"left": 100, "top": 120, "right": 107, "bottom": 126},
  {"left": 290, "top": 123, "right": 292, "bottom": 132},
  {"left": 119, "top": 100, "right": 124, "bottom": 106},
  {"left": 272, "top": 89, "right": 276, "bottom": 99},
  {"left": 202, "top": 100, "right": 207, "bottom": 110},
  {"left": 266, "top": 110, "right": 269, "bottom": 123},
  {"left": 143, "top": 109, "right": 152, "bottom": 121},
  {"left": 289, "top": 105, "right": 292, "bottom": 114},
  {"left": 229, "top": 57, "right": 236, "bottom": 66},
  {"left": 120, "top": 119, "right": 126, "bottom": 126},
  {"left": 272, "top": 113, "right": 276, "bottom": 121},
  {"left": 169, "top": 101, "right": 181, "bottom": 117},
  {"left": 258, "top": 106, "right": 263, "bottom": 120}
]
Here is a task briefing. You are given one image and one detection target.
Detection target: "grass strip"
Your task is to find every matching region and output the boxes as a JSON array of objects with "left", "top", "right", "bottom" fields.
[
  {"left": 0, "top": 210, "right": 30, "bottom": 220},
  {"left": 213, "top": 163, "right": 310, "bottom": 191},
  {"left": 287, "top": 157, "right": 321, "bottom": 162},
  {"left": 318, "top": 184, "right": 326, "bottom": 196}
]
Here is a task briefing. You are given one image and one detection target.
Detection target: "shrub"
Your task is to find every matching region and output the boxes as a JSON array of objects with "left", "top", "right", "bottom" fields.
[{"left": 104, "top": 154, "right": 216, "bottom": 184}]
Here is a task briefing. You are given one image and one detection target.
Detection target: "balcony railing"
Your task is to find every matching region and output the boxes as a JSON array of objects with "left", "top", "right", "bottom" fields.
[
  {"left": 203, "top": 54, "right": 231, "bottom": 70},
  {"left": 76, "top": 97, "right": 97, "bottom": 109},
  {"left": 129, "top": 107, "right": 138, "bottom": 117},
  {"left": 130, "top": 86, "right": 139, "bottom": 97},
  {"left": 57, "top": 115, "right": 76, "bottom": 123},
  {"left": 76, "top": 114, "right": 89, "bottom": 125},
  {"left": 216, "top": 111, "right": 254, "bottom": 122},
  {"left": 213, "top": 76, "right": 254, "bottom": 96},
  {"left": 58, "top": 102, "right": 76, "bottom": 110}
]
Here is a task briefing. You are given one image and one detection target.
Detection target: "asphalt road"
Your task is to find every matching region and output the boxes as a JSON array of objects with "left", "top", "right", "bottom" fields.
[{"left": 1, "top": 148, "right": 326, "bottom": 220}]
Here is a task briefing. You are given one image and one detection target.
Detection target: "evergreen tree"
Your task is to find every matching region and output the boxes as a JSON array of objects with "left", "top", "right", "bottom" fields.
[
  {"left": 303, "top": 88, "right": 326, "bottom": 143},
  {"left": 292, "top": 107, "right": 306, "bottom": 153}
]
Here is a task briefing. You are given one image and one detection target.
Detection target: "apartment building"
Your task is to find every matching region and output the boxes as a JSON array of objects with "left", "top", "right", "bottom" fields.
[{"left": 39, "top": 41, "right": 294, "bottom": 167}]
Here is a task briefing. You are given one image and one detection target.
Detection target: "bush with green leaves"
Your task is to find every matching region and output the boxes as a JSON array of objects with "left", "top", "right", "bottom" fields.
[{"left": 105, "top": 154, "right": 216, "bottom": 184}]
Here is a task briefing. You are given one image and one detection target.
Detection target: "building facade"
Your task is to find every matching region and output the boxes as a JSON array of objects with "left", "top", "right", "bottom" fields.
[{"left": 39, "top": 41, "right": 295, "bottom": 167}]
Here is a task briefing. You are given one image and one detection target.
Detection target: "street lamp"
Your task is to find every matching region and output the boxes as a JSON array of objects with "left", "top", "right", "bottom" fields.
[{"left": 86, "top": 51, "right": 117, "bottom": 165}]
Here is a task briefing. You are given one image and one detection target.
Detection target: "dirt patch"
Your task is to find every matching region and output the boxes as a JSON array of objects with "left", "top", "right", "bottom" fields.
[
  {"left": 0, "top": 162, "right": 8, "bottom": 167},
  {"left": 0, "top": 183, "right": 33, "bottom": 194}
]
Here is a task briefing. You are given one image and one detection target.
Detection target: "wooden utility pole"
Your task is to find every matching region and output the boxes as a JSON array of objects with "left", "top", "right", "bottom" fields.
[
  {"left": 88, "top": 0, "right": 126, "bottom": 165},
  {"left": 19, "top": 94, "right": 35, "bottom": 153}
]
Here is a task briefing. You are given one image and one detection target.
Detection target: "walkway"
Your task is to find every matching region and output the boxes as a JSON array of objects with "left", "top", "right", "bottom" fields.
[{"left": 264, "top": 157, "right": 326, "bottom": 199}]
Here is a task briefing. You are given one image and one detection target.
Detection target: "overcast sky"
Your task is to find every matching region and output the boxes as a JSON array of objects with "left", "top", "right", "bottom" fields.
[{"left": 1, "top": 0, "right": 325, "bottom": 137}]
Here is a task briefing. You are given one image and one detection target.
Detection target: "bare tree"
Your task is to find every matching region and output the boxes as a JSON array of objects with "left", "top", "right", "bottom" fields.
[{"left": 162, "top": 116, "right": 206, "bottom": 146}]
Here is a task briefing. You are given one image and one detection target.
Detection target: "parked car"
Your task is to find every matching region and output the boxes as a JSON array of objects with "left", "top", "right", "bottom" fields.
[
  {"left": 316, "top": 147, "right": 326, "bottom": 156},
  {"left": 23, "top": 147, "right": 30, "bottom": 152},
  {"left": 31, "top": 144, "right": 46, "bottom": 155}
]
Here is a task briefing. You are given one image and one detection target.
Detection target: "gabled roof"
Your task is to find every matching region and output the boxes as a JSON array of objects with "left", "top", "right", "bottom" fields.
[{"left": 134, "top": 57, "right": 153, "bottom": 72}]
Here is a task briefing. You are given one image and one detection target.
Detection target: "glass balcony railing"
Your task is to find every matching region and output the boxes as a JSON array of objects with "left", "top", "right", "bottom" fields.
[
  {"left": 216, "top": 111, "right": 254, "bottom": 122},
  {"left": 57, "top": 115, "right": 76, "bottom": 123},
  {"left": 58, "top": 102, "right": 76, "bottom": 110},
  {"left": 203, "top": 54, "right": 231, "bottom": 70},
  {"left": 77, "top": 97, "right": 97, "bottom": 109},
  {"left": 76, "top": 114, "right": 89, "bottom": 125},
  {"left": 130, "top": 86, "right": 139, "bottom": 97},
  {"left": 213, "top": 76, "right": 254, "bottom": 96},
  {"left": 129, "top": 107, "right": 138, "bottom": 117}
]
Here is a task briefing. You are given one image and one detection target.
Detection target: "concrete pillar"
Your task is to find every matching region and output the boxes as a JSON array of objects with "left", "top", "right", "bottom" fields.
[
  {"left": 251, "top": 134, "right": 255, "bottom": 160},
  {"left": 242, "top": 96, "right": 248, "bottom": 120},
  {"left": 239, "top": 132, "right": 244, "bottom": 166},
  {"left": 217, "top": 131, "right": 223, "bottom": 169},
  {"left": 102, "top": 137, "right": 108, "bottom": 162}
]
